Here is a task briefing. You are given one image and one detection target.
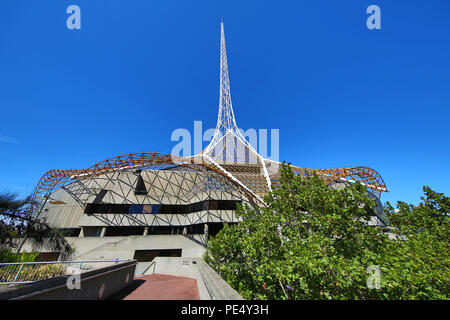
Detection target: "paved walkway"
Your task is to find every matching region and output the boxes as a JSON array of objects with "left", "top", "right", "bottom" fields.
[{"left": 109, "top": 274, "right": 200, "bottom": 300}]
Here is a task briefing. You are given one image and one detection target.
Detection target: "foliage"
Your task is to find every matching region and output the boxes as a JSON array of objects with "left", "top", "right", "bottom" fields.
[
  {"left": 381, "top": 187, "right": 449, "bottom": 299},
  {"left": 0, "top": 248, "right": 40, "bottom": 264},
  {"left": 16, "top": 264, "right": 66, "bottom": 282},
  {"left": 205, "top": 164, "right": 449, "bottom": 300},
  {"left": 0, "top": 263, "right": 66, "bottom": 283},
  {"left": 0, "top": 192, "right": 73, "bottom": 262},
  {"left": 20, "top": 251, "right": 40, "bottom": 262},
  {"left": 0, "top": 248, "right": 18, "bottom": 263},
  {"left": 0, "top": 192, "right": 25, "bottom": 249}
]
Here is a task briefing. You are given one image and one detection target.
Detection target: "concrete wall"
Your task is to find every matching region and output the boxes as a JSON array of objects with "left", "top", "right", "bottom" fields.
[
  {"left": 20, "top": 235, "right": 206, "bottom": 261},
  {"left": 0, "top": 260, "right": 137, "bottom": 300}
]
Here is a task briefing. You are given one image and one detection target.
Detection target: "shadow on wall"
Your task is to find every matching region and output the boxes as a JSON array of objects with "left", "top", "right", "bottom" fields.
[{"left": 107, "top": 279, "right": 146, "bottom": 300}]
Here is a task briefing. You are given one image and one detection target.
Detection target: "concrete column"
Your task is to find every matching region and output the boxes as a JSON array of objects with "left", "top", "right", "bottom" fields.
[
  {"left": 204, "top": 224, "right": 209, "bottom": 239},
  {"left": 143, "top": 227, "right": 149, "bottom": 236},
  {"left": 100, "top": 227, "right": 106, "bottom": 237}
]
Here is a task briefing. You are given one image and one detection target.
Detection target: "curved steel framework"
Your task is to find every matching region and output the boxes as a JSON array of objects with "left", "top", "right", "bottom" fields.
[
  {"left": 31, "top": 152, "right": 387, "bottom": 213},
  {"left": 31, "top": 152, "right": 268, "bottom": 211},
  {"left": 30, "top": 22, "right": 388, "bottom": 215}
]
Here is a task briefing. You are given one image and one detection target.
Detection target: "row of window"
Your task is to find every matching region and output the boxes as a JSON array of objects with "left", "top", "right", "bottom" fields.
[
  {"left": 104, "top": 226, "right": 202, "bottom": 236},
  {"left": 76, "top": 222, "right": 236, "bottom": 237},
  {"left": 84, "top": 200, "right": 241, "bottom": 215}
]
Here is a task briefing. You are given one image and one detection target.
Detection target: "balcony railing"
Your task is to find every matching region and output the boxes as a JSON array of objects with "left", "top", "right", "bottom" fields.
[{"left": 0, "top": 259, "right": 129, "bottom": 284}]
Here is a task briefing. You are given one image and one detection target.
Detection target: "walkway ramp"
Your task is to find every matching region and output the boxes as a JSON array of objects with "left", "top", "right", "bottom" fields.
[{"left": 109, "top": 274, "right": 199, "bottom": 300}]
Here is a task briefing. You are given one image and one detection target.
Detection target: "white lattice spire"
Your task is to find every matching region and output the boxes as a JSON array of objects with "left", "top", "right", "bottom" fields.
[
  {"left": 201, "top": 22, "right": 272, "bottom": 192},
  {"left": 204, "top": 22, "right": 257, "bottom": 159}
]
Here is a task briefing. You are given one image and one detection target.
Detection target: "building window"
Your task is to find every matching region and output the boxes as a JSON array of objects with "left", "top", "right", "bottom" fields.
[
  {"left": 84, "top": 200, "right": 241, "bottom": 215},
  {"left": 147, "top": 226, "right": 179, "bottom": 235},
  {"left": 129, "top": 204, "right": 144, "bottom": 214},
  {"left": 133, "top": 249, "right": 182, "bottom": 262},
  {"left": 57, "top": 228, "right": 81, "bottom": 237},
  {"left": 188, "top": 202, "right": 203, "bottom": 213},
  {"left": 208, "top": 200, "right": 239, "bottom": 210},
  {"left": 186, "top": 223, "right": 205, "bottom": 235},
  {"left": 208, "top": 222, "right": 238, "bottom": 237},
  {"left": 104, "top": 226, "right": 145, "bottom": 236},
  {"left": 82, "top": 227, "right": 103, "bottom": 237},
  {"left": 85, "top": 203, "right": 130, "bottom": 214}
]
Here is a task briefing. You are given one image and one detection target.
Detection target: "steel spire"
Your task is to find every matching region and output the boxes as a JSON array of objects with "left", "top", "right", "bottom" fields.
[
  {"left": 204, "top": 22, "right": 256, "bottom": 159},
  {"left": 201, "top": 22, "right": 272, "bottom": 191}
]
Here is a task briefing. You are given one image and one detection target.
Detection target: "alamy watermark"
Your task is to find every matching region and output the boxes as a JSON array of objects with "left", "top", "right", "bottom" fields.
[
  {"left": 170, "top": 121, "right": 280, "bottom": 172},
  {"left": 366, "top": 265, "right": 381, "bottom": 289},
  {"left": 67, "top": 272, "right": 81, "bottom": 290},
  {"left": 366, "top": 5, "right": 381, "bottom": 30},
  {"left": 66, "top": 5, "right": 81, "bottom": 30},
  {"left": 64, "top": 5, "right": 382, "bottom": 33}
]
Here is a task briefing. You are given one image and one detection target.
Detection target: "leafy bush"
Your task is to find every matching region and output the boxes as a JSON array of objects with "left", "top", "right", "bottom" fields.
[
  {"left": 0, "top": 191, "right": 73, "bottom": 260},
  {"left": 0, "top": 250, "right": 40, "bottom": 263},
  {"left": 205, "top": 165, "right": 449, "bottom": 300},
  {"left": 0, "top": 249, "right": 18, "bottom": 263},
  {"left": 20, "top": 251, "right": 40, "bottom": 263}
]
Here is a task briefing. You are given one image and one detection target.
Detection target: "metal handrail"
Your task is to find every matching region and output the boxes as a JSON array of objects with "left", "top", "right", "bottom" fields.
[
  {"left": 0, "top": 259, "right": 129, "bottom": 266},
  {"left": 139, "top": 260, "right": 156, "bottom": 276},
  {"left": 0, "top": 259, "right": 130, "bottom": 284}
]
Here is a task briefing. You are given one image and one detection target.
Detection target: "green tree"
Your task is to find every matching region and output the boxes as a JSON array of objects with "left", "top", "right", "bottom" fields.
[
  {"left": 205, "top": 164, "right": 449, "bottom": 300},
  {"left": 380, "top": 187, "right": 449, "bottom": 299},
  {"left": 0, "top": 192, "right": 73, "bottom": 262}
]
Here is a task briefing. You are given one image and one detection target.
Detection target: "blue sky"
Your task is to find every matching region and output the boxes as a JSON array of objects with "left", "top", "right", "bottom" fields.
[{"left": 0, "top": 0, "right": 449, "bottom": 205}]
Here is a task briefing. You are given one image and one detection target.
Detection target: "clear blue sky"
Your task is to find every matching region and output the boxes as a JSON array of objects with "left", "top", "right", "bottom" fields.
[{"left": 0, "top": 0, "right": 449, "bottom": 205}]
